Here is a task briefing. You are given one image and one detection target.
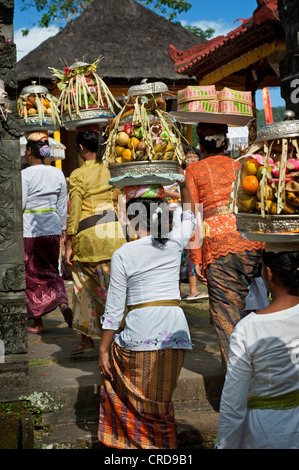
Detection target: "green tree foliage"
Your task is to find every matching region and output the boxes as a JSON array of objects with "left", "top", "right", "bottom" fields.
[
  {"left": 256, "top": 106, "right": 285, "bottom": 130},
  {"left": 139, "top": 0, "right": 192, "bottom": 20},
  {"left": 184, "top": 25, "right": 215, "bottom": 39}
]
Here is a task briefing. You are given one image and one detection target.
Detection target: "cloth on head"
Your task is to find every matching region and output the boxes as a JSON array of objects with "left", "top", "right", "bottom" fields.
[
  {"left": 265, "top": 242, "right": 299, "bottom": 253},
  {"left": 123, "top": 184, "right": 166, "bottom": 201},
  {"left": 25, "top": 131, "right": 49, "bottom": 142}
]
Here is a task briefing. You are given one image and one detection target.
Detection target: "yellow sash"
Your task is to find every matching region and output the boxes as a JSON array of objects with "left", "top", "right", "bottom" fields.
[{"left": 127, "top": 299, "right": 180, "bottom": 312}]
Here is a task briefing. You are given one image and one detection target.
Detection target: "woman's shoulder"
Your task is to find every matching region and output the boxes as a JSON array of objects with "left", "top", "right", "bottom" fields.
[{"left": 233, "top": 311, "right": 256, "bottom": 334}]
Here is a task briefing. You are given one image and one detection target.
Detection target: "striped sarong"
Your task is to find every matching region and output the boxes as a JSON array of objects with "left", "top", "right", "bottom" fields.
[
  {"left": 206, "top": 248, "right": 262, "bottom": 370},
  {"left": 98, "top": 341, "right": 185, "bottom": 449}
]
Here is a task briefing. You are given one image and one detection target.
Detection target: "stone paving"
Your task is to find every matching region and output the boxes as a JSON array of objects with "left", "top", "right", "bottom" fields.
[{"left": 0, "top": 280, "right": 225, "bottom": 449}]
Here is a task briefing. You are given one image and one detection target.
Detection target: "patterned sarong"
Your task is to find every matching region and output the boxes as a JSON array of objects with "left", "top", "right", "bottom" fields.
[
  {"left": 24, "top": 235, "right": 68, "bottom": 319},
  {"left": 180, "top": 249, "right": 196, "bottom": 282},
  {"left": 98, "top": 342, "right": 185, "bottom": 449},
  {"left": 206, "top": 248, "right": 262, "bottom": 370},
  {"left": 71, "top": 260, "right": 111, "bottom": 338}
]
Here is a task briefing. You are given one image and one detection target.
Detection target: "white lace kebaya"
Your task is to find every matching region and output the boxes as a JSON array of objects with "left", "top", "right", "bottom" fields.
[{"left": 101, "top": 210, "right": 197, "bottom": 351}]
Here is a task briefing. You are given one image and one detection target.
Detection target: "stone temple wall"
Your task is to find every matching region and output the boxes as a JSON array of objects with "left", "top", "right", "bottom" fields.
[{"left": 0, "top": 0, "right": 27, "bottom": 357}]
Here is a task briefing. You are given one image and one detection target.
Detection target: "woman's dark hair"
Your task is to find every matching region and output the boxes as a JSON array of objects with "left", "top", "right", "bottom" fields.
[
  {"left": 196, "top": 122, "right": 228, "bottom": 155},
  {"left": 262, "top": 250, "right": 299, "bottom": 296},
  {"left": 26, "top": 140, "right": 50, "bottom": 159},
  {"left": 181, "top": 142, "right": 202, "bottom": 160},
  {"left": 76, "top": 130, "right": 106, "bottom": 161},
  {"left": 126, "top": 197, "right": 170, "bottom": 246}
]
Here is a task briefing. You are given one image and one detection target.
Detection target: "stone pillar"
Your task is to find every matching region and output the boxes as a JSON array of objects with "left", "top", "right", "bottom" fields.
[
  {"left": 278, "top": 0, "right": 299, "bottom": 118},
  {"left": 0, "top": 0, "right": 27, "bottom": 363}
]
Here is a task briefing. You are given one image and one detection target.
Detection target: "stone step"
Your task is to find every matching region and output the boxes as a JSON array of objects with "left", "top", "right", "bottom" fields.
[
  {"left": 35, "top": 408, "right": 219, "bottom": 449},
  {"left": 0, "top": 285, "right": 224, "bottom": 449}
]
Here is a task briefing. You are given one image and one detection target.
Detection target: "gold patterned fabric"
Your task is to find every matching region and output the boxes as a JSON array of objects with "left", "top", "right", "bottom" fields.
[
  {"left": 127, "top": 299, "right": 180, "bottom": 312},
  {"left": 71, "top": 260, "right": 111, "bottom": 338}
]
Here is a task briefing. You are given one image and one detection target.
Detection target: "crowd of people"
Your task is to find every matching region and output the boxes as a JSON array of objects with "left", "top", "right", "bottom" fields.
[{"left": 21, "top": 124, "right": 299, "bottom": 450}]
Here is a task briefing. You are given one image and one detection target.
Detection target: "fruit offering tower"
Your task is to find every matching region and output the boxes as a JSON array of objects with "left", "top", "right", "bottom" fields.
[
  {"left": 49, "top": 57, "right": 121, "bottom": 128},
  {"left": 232, "top": 111, "right": 299, "bottom": 237},
  {"left": 104, "top": 81, "right": 186, "bottom": 189},
  {"left": 18, "top": 82, "right": 61, "bottom": 130}
]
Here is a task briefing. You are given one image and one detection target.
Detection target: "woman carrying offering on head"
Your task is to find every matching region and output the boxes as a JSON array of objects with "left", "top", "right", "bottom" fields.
[
  {"left": 22, "top": 132, "right": 72, "bottom": 334},
  {"left": 185, "top": 123, "right": 263, "bottom": 370},
  {"left": 65, "top": 130, "right": 126, "bottom": 355},
  {"left": 98, "top": 179, "right": 197, "bottom": 449}
]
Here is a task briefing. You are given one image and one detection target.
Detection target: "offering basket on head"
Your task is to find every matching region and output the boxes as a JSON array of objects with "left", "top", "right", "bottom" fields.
[
  {"left": 232, "top": 111, "right": 299, "bottom": 243},
  {"left": 49, "top": 58, "right": 121, "bottom": 131},
  {"left": 104, "top": 81, "right": 185, "bottom": 189},
  {"left": 18, "top": 82, "right": 60, "bottom": 132}
]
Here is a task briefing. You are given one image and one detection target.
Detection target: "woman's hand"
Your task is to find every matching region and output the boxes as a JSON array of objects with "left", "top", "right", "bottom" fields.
[
  {"left": 60, "top": 229, "right": 67, "bottom": 244},
  {"left": 99, "top": 350, "right": 113, "bottom": 381},
  {"left": 65, "top": 235, "right": 74, "bottom": 266},
  {"left": 65, "top": 244, "right": 73, "bottom": 266},
  {"left": 194, "top": 263, "right": 208, "bottom": 285},
  {"left": 99, "top": 330, "right": 115, "bottom": 381}
]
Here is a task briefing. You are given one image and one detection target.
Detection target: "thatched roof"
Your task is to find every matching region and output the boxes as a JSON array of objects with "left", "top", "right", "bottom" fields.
[{"left": 17, "top": 0, "right": 204, "bottom": 90}]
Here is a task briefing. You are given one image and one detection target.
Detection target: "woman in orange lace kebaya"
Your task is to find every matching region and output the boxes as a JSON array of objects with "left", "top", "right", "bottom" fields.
[{"left": 186, "top": 123, "right": 263, "bottom": 370}]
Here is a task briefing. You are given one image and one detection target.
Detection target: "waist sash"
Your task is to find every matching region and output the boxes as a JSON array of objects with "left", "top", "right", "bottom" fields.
[
  {"left": 127, "top": 299, "right": 180, "bottom": 312},
  {"left": 23, "top": 208, "right": 57, "bottom": 213},
  {"left": 77, "top": 210, "right": 118, "bottom": 234},
  {"left": 248, "top": 389, "right": 299, "bottom": 410}
]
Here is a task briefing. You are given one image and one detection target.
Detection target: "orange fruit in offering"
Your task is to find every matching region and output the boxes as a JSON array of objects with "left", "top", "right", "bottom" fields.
[
  {"left": 115, "top": 145, "right": 125, "bottom": 157},
  {"left": 242, "top": 175, "right": 259, "bottom": 194},
  {"left": 248, "top": 158, "right": 261, "bottom": 169},
  {"left": 121, "top": 148, "right": 133, "bottom": 162},
  {"left": 127, "top": 137, "right": 139, "bottom": 150},
  {"left": 244, "top": 158, "right": 261, "bottom": 175}
]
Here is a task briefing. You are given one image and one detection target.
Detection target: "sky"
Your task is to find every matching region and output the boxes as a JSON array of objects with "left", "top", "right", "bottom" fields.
[{"left": 13, "top": 0, "right": 285, "bottom": 110}]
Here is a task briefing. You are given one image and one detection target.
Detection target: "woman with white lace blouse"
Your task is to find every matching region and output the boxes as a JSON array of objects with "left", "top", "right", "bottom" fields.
[{"left": 98, "top": 179, "right": 197, "bottom": 449}]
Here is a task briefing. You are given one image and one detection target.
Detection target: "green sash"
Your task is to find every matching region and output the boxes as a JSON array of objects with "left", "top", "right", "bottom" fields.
[{"left": 248, "top": 389, "right": 299, "bottom": 410}]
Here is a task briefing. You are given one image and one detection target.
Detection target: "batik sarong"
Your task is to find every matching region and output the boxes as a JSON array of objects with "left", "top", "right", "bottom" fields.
[
  {"left": 71, "top": 260, "right": 110, "bottom": 338},
  {"left": 206, "top": 248, "right": 262, "bottom": 370},
  {"left": 24, "top": 235, "right": 68, "bottom": 319},
  {"left": 98, "top": 341, "right": 185, "bottom": 449}
]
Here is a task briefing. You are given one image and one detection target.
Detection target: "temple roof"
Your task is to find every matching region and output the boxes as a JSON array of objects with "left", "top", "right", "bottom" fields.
[
  {"left": 169, "top": 0, "right": 284, "bottom": 89},
  {"left": 17, "top": 0, "right": 204, "bottom": 92}
]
